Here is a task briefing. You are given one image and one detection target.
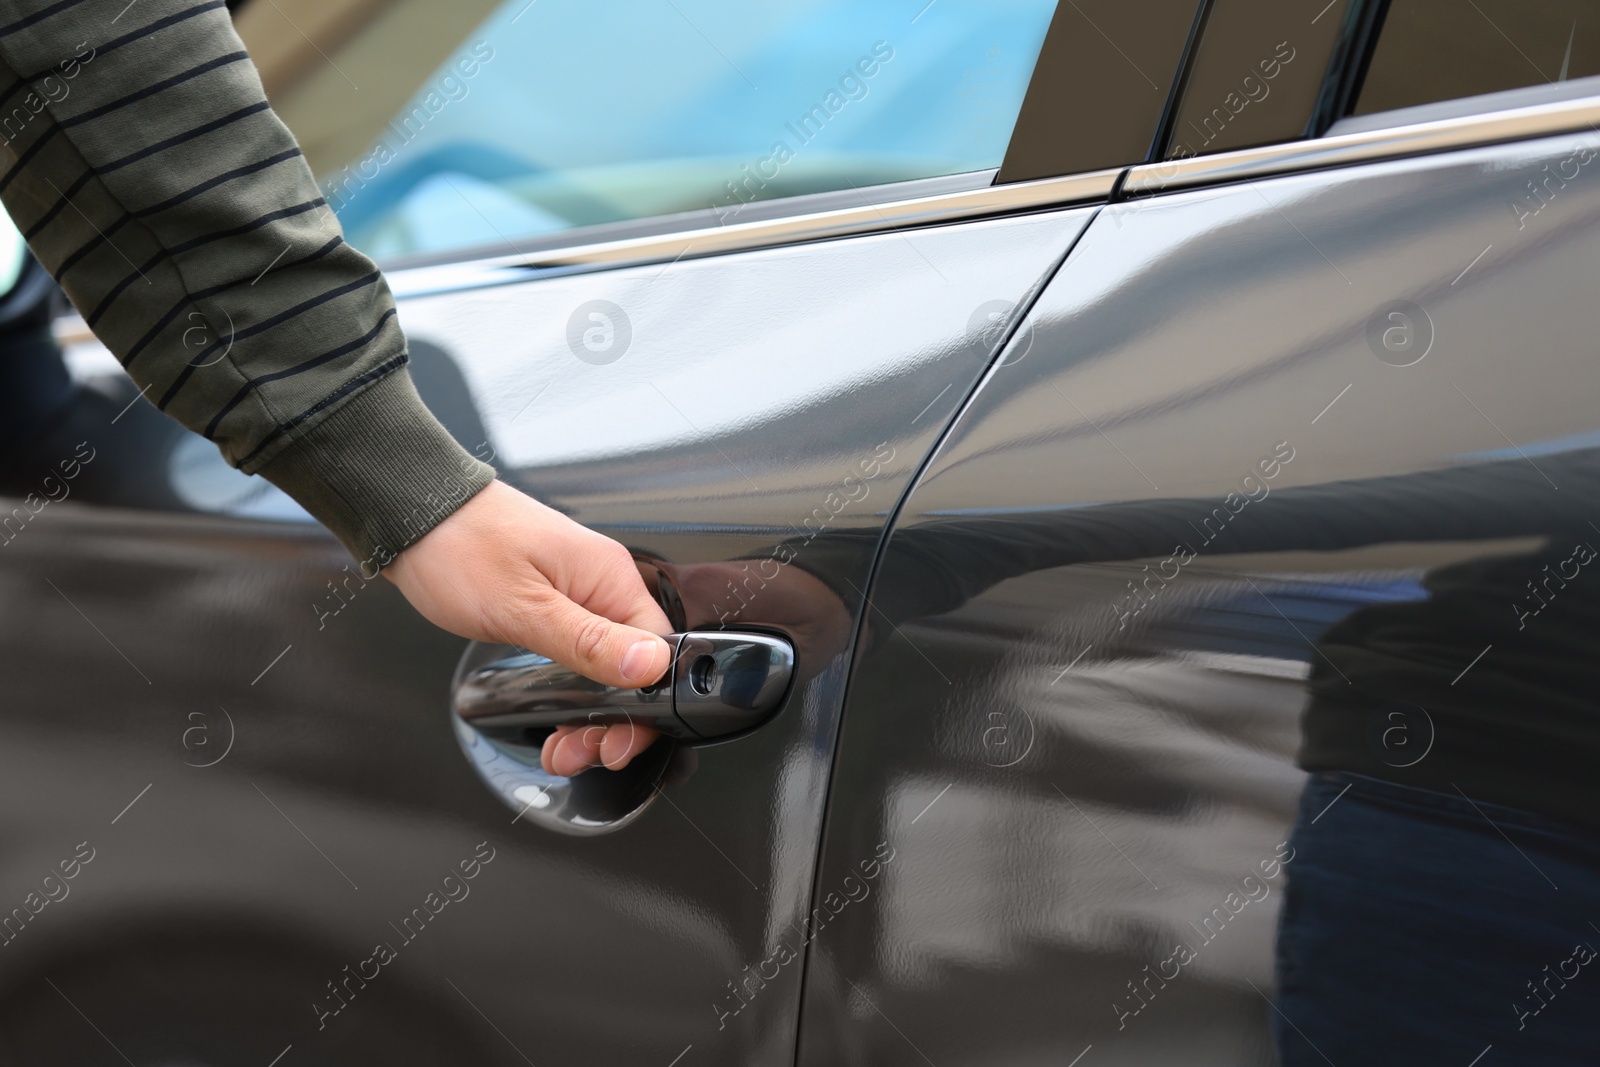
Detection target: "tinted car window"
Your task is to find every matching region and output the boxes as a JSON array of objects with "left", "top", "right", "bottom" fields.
[
  {"left": 1354, "top": 0, "right": 1600, "bottom": 117},
  {"left": 996, "top": 0, "right": 1201, "bottom": 182},
  {"left": 1163, "top": 0, "right": 1349, "bottom": 159},
  {"left": 293, "top": 0, "right": 1058, "bottom": 261}
]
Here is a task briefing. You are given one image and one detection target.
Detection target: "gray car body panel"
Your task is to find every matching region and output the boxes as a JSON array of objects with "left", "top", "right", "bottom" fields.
[
  {"left": 796, "top": 129, "right": 1600, "bottom": 1064},
  {"left": 0, "top": 206, "right": 1091, "bottom": 1065}
]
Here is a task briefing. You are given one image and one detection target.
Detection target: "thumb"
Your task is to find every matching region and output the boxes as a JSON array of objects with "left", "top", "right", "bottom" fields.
[{"left": 524, "top": 591, "right": 673, "bottom": 689}]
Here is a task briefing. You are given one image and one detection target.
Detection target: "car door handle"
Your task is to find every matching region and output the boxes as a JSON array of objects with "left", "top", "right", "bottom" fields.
[{"left": 452, "top": 631, "right": 795, "bottom": 742}]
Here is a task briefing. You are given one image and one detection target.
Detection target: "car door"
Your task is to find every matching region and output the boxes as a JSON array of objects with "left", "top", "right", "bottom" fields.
[
  {"left": 0, "top": 3, "right": 1175, "bottom": 1066},
  {"left": 798, "top": 0, "right": 1600, "bottom": 1063}
]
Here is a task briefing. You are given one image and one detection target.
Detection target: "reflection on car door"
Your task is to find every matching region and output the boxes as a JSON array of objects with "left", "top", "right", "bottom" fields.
[{"left": 797, "top": 64, "right": 1600, "bottom": 1067}]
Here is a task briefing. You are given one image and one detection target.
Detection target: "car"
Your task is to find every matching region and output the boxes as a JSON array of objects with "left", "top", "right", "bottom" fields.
[{"left": 1, "top": 0, "right": 1597, "bottom": 1063}]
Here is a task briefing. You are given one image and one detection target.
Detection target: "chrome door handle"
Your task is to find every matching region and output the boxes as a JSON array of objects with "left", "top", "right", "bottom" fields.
[
  {"left": 452, "top": 631, "right": 795, "bottom": 742},
  {"left": 451, "top": 631, "right": 795, "bottom": 835}
]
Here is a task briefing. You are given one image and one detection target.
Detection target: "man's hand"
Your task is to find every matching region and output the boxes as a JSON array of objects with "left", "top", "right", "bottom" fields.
[{"left": 384, "top": 480, "right": 671, "bottom": 777}]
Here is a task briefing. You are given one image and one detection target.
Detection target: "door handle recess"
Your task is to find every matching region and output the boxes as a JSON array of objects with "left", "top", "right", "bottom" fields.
[
  {"left": 450, "top": 632, "right": 794, "bottom": 835},
  {"left": 453, "top": 631, "right": 795, "bottom": 741}
]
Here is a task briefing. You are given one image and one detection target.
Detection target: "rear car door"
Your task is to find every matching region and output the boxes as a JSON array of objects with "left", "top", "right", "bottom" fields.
[
  {"left": 0, "top": 3, "right": 1158, "bottom": 1066},
  {"left": 798, "top": 1, "right": 1600, "bottom": 1063}
]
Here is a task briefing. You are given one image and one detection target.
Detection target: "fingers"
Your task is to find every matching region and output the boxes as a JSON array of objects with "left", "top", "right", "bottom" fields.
[
  {"left": 523, "top": 593, "right": 673, "bottom": 690},
  {"left": 540, "top": 726, "right": 569, "bottom": 775},
  {"left": 576, "top": 549, "right": 674, "bottom": 637},
  {"left": 600, "top": 722, "right": 659, "bottom": 769},
  {"left": 542, "top": 724, "right": 601, "bottom": 777},
  {"left": 540, "top": 722, "right": 661, "bottom": 776}
]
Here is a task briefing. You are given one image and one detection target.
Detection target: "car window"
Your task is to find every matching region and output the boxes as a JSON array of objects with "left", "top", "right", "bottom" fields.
[
  {"left": 997, "top": 0, "right": 1201, "bottom": 182},
  {"left": 1162, "top": 0, "right": 1349, "bottom": 159},
  {"left": 1353, "top": 0, "right": 1600, "bottom": 117},
  {"left": 275, "top": 0, "right": 1059, "bottom": 262}
]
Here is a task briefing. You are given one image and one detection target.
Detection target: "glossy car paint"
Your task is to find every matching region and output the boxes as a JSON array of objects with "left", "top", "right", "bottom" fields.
[
  {"left": 0, "top": 206, "right": 1090, "bottom": 1064},
  {"left": 797, "top": 129, "right": 1600, "bottom": 1064}
]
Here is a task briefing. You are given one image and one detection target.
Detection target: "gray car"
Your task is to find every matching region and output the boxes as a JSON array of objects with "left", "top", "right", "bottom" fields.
[{"left": 1, "top": 0, "right": 1597, "bottom": 1063}]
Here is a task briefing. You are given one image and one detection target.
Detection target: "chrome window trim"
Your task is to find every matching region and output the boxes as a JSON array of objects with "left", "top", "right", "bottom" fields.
[
  {"left": 386, "top": 167, "right": 1121, "bottom": 300},
  {"left": 51, "top": 171, "right": 1118, "bottom": 344},
  {"left": 1328, "top": 73, "right": 1600, "bottom": 138},
  {"left": 1123, "top": 92, "right": 1600, "bottom": 197},
  {"left": 378, "top": 169, "right": 1004, "bottom": 275}
]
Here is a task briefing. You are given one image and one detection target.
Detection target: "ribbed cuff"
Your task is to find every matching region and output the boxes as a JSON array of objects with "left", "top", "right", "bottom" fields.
[{"left": 256, "top": 368, "right": 496, "bottom": 567}]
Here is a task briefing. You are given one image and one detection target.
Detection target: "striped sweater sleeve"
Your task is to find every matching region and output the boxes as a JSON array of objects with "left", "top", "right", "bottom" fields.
[{"left": 0, "top": 0, "right": 494, "bottom": 564}]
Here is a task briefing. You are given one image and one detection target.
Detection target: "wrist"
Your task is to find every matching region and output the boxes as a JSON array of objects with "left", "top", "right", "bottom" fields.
[{"left": 254, "top": 368, "right": 495, "bottom": 564}]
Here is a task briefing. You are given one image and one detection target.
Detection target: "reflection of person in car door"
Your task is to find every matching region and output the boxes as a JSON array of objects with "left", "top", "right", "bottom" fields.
[
  {"left": 1274, "top": 536, "right": 1600, "bottom": 1065},
  {"left": 733, "top": 443, "right": 1600, "bottom": 1062},
  {"left": 0, "top": 1, "right": 666, "bottom": 777}
]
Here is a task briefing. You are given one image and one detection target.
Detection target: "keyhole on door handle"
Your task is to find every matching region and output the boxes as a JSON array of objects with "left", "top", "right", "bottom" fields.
[{"left": 689, "top": 654, "right": 717, "bottom": 696}]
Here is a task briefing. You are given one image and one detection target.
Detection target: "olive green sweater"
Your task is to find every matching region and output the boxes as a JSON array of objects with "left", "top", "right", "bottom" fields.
[{"left": 0, "top": 0, "right": 494, "bottom": 563}]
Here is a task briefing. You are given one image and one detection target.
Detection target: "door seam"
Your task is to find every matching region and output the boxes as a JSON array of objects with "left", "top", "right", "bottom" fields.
[{"left": 781, "top": 196, "right": 1112, "bottom": 1067}]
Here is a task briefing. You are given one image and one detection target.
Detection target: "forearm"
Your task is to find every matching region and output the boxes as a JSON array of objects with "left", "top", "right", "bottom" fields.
[{"left": 0, "top": 0, "right": 491, "bottom": 559}]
